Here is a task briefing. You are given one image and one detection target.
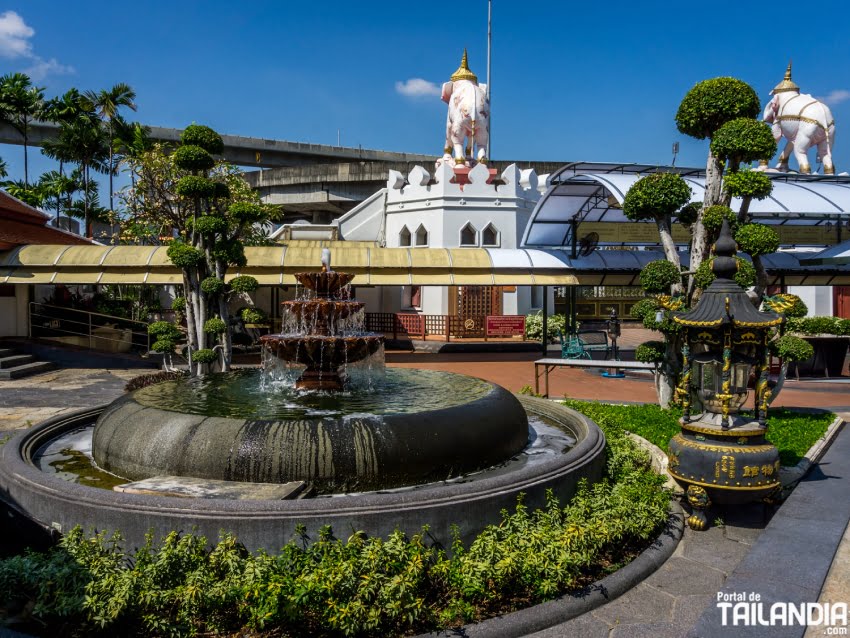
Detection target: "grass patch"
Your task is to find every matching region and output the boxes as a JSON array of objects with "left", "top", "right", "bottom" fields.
[
  {"left": 0, "top": 418, "right": 669, "bottom": 637},
  {"left": 562, "top": 400, "right": 834, "bottom": 467}
]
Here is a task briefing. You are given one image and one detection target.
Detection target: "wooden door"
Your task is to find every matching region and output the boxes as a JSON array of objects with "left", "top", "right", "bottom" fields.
[{"left": 834, "top": 287, "right": 850, "bottom": 318}]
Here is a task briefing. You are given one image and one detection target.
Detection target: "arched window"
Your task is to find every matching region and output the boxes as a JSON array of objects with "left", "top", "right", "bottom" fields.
[
  {"left": 482, "top": 223, "right": 499, "bottom": 246},
  {"left": 399, "top": 226, "right": 411, "bottom": 246},
  {"left": 415, "top": 224, "right": 428, "bottom": 246},
  {"left": 460, "top": 222, "right": 477, "bottom": 246}
]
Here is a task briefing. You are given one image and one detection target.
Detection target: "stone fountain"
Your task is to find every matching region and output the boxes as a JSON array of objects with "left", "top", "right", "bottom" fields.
[{"left": 0, "top": 254, "right": 607, "bottom": 552}]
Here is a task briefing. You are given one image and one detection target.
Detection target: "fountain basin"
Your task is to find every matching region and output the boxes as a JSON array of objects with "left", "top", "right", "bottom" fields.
[
  {"left": 260, "top": 334, "right": 383, "bottom": 372},
  {"left": 92, "top": 370, "right": 529, "bottom": 492},
  {"left": 0, "top": 397, "right": 606, "bottom": 552}
]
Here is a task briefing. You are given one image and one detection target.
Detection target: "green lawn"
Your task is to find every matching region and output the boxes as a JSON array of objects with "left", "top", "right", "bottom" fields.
[{"left": 562, "top": 400, "right": 834, "bottom": 466}]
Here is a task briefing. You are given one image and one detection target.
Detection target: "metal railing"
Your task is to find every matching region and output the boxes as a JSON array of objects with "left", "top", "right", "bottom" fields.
[{"left": 28, "top": 302, "right": 151, "bottom": 354}]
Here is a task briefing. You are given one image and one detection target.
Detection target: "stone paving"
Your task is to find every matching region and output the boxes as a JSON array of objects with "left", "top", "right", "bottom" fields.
[{"left": 0, "top": 355, "right": 848, "bottom": 638}]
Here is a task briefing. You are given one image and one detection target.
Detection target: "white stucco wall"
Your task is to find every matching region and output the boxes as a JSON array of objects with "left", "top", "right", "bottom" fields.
[{"left": 787, "top": 286, "right": 833, "bottom": 316}]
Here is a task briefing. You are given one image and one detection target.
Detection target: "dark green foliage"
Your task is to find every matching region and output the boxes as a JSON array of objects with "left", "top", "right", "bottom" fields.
[
  {"left": 203, "top": 317, "right": 227, "bottom": 334},
  {"left": 735, "top": 223, "right": 779, "bottom": 256},
  {"left": 702, "top": 205, "right": 737, "bottom": 235},
  {"left": 0, "top": 429, "right": 669, "bottom": 637},
  {"left": 148, "top": 320, "right": 181, "bottom": 340},
  {"left": 676, "top": 201, "right": 700, "bottom": 226},
  {"left": 723, "top": 170, "right": 773, "bottom": 200},
  {"left": 639, "top": 260, "right": 682, "bottom": 294},
  {"left": 191, "top": 215, "right": 228, "bottom": 234},
  {"left": 212, "top": 181, "right": 230, "bottom": 199},
  {"left": 769, "top": 335, "right": 814, "bottom": 362},
  {"left": 192, "top": 348, "right": 218, "bottom": 364},
  {"left": 172, "top": 145, "right": 214, "bottom": 172},
  {"left": 211, "top": 238, "right": 246, "bottom": 268},
  {"left": 229, "top": 275, "right": 259, "bottom": 294},
  {"left": 240, "top": 306, "right": 268, "bottom": 324},
  {"left": 180, "top": 124, "right": 224, "bottom": 155},
  {"left": 228, "top": 201, "right": 265, "bottom": 222},
  {"left": 175, "top": 175, "right": 216, "bottom": 199},
  {"left": 200, "top": 276, "right": 226, "bottom": 295},
  {"left": 171, "top": 296, "right": 186, "bottom": 312},
  {"left": 524, "top": 311, "right": 566, "bottom": 341},
  {"left": 125, "top": 371, "right": 189, "bottom": 392},
  {"left": 166, "top": 242, "right": 204, "bottom": 268},
  {"left": 710, "top": 119, "right": 777, "bottom": 166},
  {"left": 630, "top": 297, "right": 658, "bottom": 321},
  {"left": 622, "top": 173, "right": 692, "bottom": 222},
  {"left": 786, "top": 316, "right": 847, "bottom": 336},
  {"left": 694, "top": 256, "right": 756, "bottom": 289},
  {"left": 635, "top": 341, "right": 666, "bottom": 364},
  {"left": 151, "top": 339, "right": 177, "bottom": 354},
  {"left": 675, "top": 77, "right": 760, "bottom": 140}
]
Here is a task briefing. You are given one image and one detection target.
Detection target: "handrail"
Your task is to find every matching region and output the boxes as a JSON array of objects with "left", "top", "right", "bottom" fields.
[{"left": 28, "top": 302, "right": 151, "bottom": 354}]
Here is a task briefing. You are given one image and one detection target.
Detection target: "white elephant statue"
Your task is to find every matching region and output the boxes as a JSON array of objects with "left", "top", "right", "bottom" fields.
[
  {"left": 762, "top": 62, "right": 836, "bottom": 174},
  {"left": 440, "top": 49, "right": 489, "bottom": 166}
]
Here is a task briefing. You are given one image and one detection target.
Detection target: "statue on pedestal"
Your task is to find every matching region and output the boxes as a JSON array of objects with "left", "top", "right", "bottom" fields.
[
  {"left": 762, "top": 62, "right": 836, "bottom": 174},
  {"left": 440, "top": 49, "right": 490, "bottom": 167}
]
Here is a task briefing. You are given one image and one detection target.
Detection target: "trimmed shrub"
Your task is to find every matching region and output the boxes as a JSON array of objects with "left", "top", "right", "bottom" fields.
[
  {"left": 192, "top": 215, "right": 228, "bottom": 235},
  {"left": 675, "top": 77, "right": 760, "bottom": 140},
  {"left": 710, "top": 118, "right": 777, "bottom": 166},
  {"left": 166, "top": 242, "right": 204, "bottom": 268},
  {"left": 171, "top": 296, "right": 186, "bottom": 312},
  {"left": 702, "top": 205, "right": 737, "bottom": 235},
  {"left": 148, "top": 320, "right": 181, "bottom": 340},
  {"left": 180, "top": 124, "right": 224, "bottom": 154},
  {"left": 240, "top": 306, "right": 268, "bottom": 324},
  {"left": 192, "top": 348, "right": 218, "bottom": 363},
  {"left": 175, "top": 175, "right": 216, "bottom": 199},
  {"left": 724, "top": 170, "right": 773, "bottom": 200},
  {"left": 200, "top": 276, "right": 226, "bottom": 295},
  {"left": 229, "top": 275, "right": 259, "bottom": 294},
  {"left": 639, "top": 260, "right": 682, "bottom": 293},
  {"left": 623, "top": 173, "right": 692, "bottom": 222},
  {"left": 770, "top": 335, "right": 814, "bottom": 362},
  {"left": 203, "top": 317, "right": 227, "bottom": 334},
  {"left": 630, "top": 297, "right": 658, "bottom": 321},
  {"left": 735, "top": 223, "right": 779, "bottom": 256},
  {"left": 212, "top": 181, "right": 231, "bottom": 199},
  {"left": 676, "top": 201, "right": 700, "bottom": 226},
  {"left": 229, "top": 202, "right": 265, "bottom": 222},
  {"left": 172, "top": 144, "right": 214, "bottom": 172},
  {"left": 635, "top": 341, "right": 666, "bottom": 364}
]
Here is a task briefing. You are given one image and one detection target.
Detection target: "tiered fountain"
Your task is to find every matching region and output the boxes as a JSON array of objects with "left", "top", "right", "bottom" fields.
[
  {"left": 260, "top": 260, "right": 382, "bottom": 391},
  {"left": 0, "top": 254, "right": 607, "bottom": 551}
]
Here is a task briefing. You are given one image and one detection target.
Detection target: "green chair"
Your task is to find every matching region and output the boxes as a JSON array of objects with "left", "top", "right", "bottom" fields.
[{"left": 558, "top": 329, "right": 591, "bottom": 359}]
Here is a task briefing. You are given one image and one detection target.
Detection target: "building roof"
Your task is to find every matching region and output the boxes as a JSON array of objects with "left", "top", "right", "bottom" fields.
[
  {"left": 522, "top": 170, "right": 850, "bottom": 249},
  {"left": 0, "top": 190, "right": 93, "bottom": 250}
]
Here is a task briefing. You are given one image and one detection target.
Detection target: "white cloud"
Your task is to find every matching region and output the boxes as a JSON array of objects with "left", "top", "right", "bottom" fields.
[
  {"left": 395, "top": 78, "right": 441, "bottom": 98},
  {"left": 0, "top": 11, "right": 72, "bottom": 79},
  {"left": 820, "top": 89, "right": 850, "bottom": 106},
  {"left": 0, "top": 10, "right": 34, "bottom": 58}
]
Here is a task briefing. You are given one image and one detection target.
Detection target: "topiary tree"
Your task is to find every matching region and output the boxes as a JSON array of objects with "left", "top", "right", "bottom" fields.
[
  {"left": 711, "top": 119, "right": 777, "bottom": 173},
  {"left": 702, "top": 205, "right": 738, "bottom": 242},
  {"left": 676, "top": 77, "right": 762, "bottom": 298},
  {"left": 723, "top": 170, "right": 773, "bottom": 221},
  {"left": 635, "top": 341, "right": 666, "bottom": 365},
  {"left": 123, "top": 124, "right": 281, "bottom": 376},
  {"left": 639, "top": 260, "right": 682, "bottom": 294},
  {"left": 623, "top": 173, "right": 692, "bottom": 291}
]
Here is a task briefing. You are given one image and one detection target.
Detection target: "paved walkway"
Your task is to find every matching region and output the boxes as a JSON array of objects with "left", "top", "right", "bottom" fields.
[{"left": 0, "top": 356, "right": 847, "bottom": 638}]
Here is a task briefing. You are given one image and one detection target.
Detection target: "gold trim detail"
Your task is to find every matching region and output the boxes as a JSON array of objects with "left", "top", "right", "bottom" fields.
[
  {"left": 773, "top": 61, "right": 800, "bottom": 93},
  {"left": 681, "top": 423, "right": 764, "bottom": 438},
  {"left": 450, "top": 49, "right": 478, "bottom": 83},
  {"left": 670, "top": 433, "right": 776, "bottom": 454},
  {"left": 776, "top": 114, "right": 834, "bottom": 130},
  {"left": 734, "top": 318, "right": 784, "bottom": 328},
  {"left": 669, "top": 470, "right": 781, "bottom": 491},
  {"left": 674, "top": 317, "right": 724, "bottom": 327}
]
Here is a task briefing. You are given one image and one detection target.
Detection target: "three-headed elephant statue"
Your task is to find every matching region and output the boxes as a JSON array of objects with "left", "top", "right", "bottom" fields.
[
  {"left": 762, "top": 63, "right": 836, "bottom": 174},
  {"left": 441, "top": 78, "right": 489, "bottom": 166}
]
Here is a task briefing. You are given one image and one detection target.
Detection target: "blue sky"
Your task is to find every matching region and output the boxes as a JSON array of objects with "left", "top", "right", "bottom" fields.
[{"left": 2, "top": 0, "right": 850, "bottom": 186}]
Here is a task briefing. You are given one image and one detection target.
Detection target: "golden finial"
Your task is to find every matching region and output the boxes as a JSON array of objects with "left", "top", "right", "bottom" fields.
[
  {"left": 772, "top": 60, "right": 800, "bottom": 94},
  {"left": 450, "top": 48, "right": 478, "bottom": 83}
]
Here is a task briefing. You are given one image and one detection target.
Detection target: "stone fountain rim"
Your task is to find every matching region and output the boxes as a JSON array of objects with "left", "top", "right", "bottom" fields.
[{"left": 0, "top": 396, "right": 604, "bottom": 518}]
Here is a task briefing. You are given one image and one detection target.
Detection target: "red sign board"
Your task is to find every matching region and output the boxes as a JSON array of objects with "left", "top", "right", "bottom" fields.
[{"left": 486, "top": 315, "right": 526, "bottom": 337}]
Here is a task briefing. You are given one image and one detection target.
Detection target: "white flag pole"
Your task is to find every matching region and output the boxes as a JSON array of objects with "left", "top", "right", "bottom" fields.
[{"left": 486, "top": 0, "right": 492, "bottom": 161}]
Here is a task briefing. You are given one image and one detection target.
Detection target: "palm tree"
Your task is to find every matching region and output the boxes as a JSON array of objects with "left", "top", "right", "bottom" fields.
[
  {"left": 0, "top": 73, "right": 46, "bottom": 186},
  {"left": 42, "top": 115, "right": 109, "bottom": 237},
  {"left": 0, "top": 179, "right": 45, "bottom": 207},
  {"left": 38, "top": 170, "right": 81, "bottom": 225},
  {"left": 113, "top": 120, "right": 151, "bottom": 187},
  {"left": 85, "top": 83, "right": 137, "bottom": 216},
  {"left": 0, "top": 156, "right": 7, "bottom": 179}
]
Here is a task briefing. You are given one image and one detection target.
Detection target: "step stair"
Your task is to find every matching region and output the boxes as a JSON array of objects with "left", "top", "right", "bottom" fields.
[
  {"left": 0, "top": 345, "right": 57, "bottom": 380},
  {"left": 0, "top": 354, "right": 34, "bottom": 369}
]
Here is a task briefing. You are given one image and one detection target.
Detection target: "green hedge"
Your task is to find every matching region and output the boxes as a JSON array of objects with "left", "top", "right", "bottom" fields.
[
  {"left": 525, "top": 311, "right": 567, "bottom": 342},
  {"left": 786, "top": 316, "right": 850, "bottom": 336},
  {"left": 0, "top": 417, "right": 669, "bottom": 637}
]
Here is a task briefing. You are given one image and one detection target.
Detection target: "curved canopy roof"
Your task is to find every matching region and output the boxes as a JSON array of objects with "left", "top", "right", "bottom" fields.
[{"left": 523, "top": 169, "right": 850, "bottom": 249}]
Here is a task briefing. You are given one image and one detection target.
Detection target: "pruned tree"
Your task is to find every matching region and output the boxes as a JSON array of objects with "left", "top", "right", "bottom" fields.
[{"left": 122, "top": 124, "right": 281, "bottom": 376}]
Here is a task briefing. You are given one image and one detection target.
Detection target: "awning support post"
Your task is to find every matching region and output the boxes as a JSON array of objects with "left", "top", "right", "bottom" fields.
[{"left": 542, "top": 285, "right": 548, "bottom": 355}]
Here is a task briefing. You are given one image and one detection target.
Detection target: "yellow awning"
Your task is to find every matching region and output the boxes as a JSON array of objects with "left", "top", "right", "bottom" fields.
[{"left": 0, "top": 243, "right": 580, "bottom": 286}]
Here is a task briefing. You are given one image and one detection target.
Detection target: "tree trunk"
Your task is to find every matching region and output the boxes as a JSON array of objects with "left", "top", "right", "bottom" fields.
[
  {"left": 738, "top": 195, "right": 752, "bottom": 223},
  {"left": 655, "top": 216, "right": 683, "bottom": 294},
  {"left": 23, "top": 130, "right": 28, "bottom": 187},
  {"left": 752, "top": 254, "right": 768, "bottom": 302},
  {"left": 84, "top": 164, "right": 91, "bottom": 238},
  {"left": 768, "top": 361, "right": 789, "bottom": 406},
  {"left": 688, "top": 151, "right": 725, "bottom": 299},
  {"left": 108, "top": 122, "right": 114, "bottom": 215}
]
